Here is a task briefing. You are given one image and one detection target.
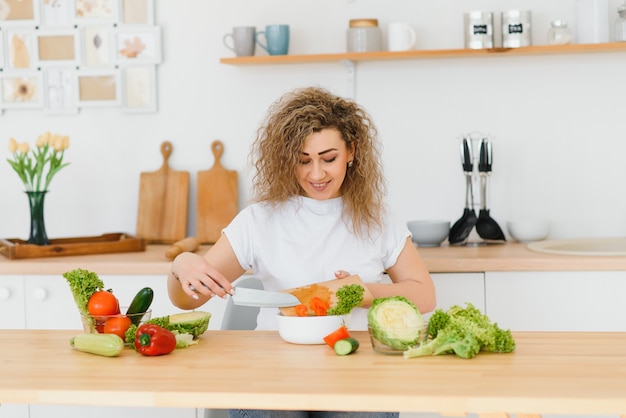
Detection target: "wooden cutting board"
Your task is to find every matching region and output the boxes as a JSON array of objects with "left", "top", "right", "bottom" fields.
[
  {"left": 136, "top": 141, "right": 189, "bottom": 244},
  {"left": 279, "top": 275, "right": 374, "bottom": 316},
  {"left": 196, "top": 140, "right": 238, "bottom": 244}
]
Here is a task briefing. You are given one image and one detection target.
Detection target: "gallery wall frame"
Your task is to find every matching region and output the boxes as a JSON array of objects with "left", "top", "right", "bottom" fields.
[
  {"left": 0, "top": 0, "right": 40, "bottom": 27},
  {"left": 114, "top": 26, "right": 161, "bottom": 65},
  {"left": 0, "top": 72, "right": 44, "bottom": 108},
  {"left": 35, "top": 28, "right": 81, "bottom": 68},
  {"left": 0, "top": 0, "right": 160, "bottom": 113},
  {"left": 76, "top": 68, "right": 121, "bottom": 107}
]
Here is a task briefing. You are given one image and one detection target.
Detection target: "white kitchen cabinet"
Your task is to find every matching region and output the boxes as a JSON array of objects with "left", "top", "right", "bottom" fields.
[
  {"left": 431, "top": 273, "right": 485, "bottom": 313},
  {"left": 0, "top": 275, "right": 25, "bottom": 329},
  {"left": 485, "top": 271, "right": 626, "bottom": 331}
]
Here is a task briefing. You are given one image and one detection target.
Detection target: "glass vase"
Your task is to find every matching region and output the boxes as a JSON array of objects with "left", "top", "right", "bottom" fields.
[{"left": 26, "top": 191, "right": 50, "bottom": 246}]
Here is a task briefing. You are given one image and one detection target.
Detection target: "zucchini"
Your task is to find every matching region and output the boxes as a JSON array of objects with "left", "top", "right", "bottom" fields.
[
  {"left": 126, "top": 287, "right": 154, "bottom": 324},
  {"left": 334, "top": 337, "right": 360, "bottom": 356},
  {"left": 71, "top": 333, "right": 124, "bottom": 357}
]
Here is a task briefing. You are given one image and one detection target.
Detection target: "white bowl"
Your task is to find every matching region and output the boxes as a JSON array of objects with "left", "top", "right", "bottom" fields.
[
  {"left": 407, "top": 220, "right": 450, "bottom": 247},
  {"left": 276, "top": 314, "right": 351, "bottom": 345},
  {"left": 507, "top": 220, "right": 550, "bottom": 243}
]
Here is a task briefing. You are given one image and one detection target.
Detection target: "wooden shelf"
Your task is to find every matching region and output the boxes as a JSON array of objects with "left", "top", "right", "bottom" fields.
[{"left": 220, "top": 42, "right": 626, "bottom": 65}]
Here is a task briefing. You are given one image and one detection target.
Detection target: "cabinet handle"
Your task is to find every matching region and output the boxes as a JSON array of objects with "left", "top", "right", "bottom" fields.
[
  {"left": 33, "top": 287, "right": 48, "bottom": 300},
  {"left": 0, "top": 287, "right": 11, "bottom": 300}
]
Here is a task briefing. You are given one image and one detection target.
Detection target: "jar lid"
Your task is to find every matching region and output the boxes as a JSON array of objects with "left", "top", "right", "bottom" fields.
[
  {"left": 551, "top": 20, "right": 568, "bottom": 27},
  {"left": 349, "top": 18, "right": 378, "bottom": 28},
  {"left": 501, "top": 10, "right": 530, "bottom": 18}
]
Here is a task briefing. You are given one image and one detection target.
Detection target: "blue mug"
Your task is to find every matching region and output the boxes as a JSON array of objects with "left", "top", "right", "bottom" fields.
[{"left": 256, "top": 24, "right": 290, "bottom": 56}]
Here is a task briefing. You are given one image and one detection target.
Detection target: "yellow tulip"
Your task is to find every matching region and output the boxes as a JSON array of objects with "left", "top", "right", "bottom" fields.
[
  {"left": 36, "top": 131, "right": 51, "bottom": 147},
  {"left": 8, "top": 137, "right": 18, "bottom": 153},
  {"left": 17, "top": 142, "right": 30, "bottom": 153},
  {"left": 60, "top": 135, "right": 70, "bottom": 150}
]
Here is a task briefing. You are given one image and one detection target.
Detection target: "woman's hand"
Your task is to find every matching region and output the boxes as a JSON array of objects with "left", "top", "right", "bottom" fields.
[{"left": 168, "top": 252, "right": 234, "bottom": 309}]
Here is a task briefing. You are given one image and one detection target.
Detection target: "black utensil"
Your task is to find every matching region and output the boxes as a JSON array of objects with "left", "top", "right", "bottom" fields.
[
  {"left": 475, "top": 138, "right": 506, "bottom": 241},
  {"left": 448, "top": 138, "right": 478, "bottom": 245}
]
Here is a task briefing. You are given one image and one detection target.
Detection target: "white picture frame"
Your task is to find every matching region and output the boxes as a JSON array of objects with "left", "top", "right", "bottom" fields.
[
  {"left": 120, "top": 0, "right": 154, "bottom": 25},
  {"left": 39, "top": 0, "right": 74, "bottom": 27},
  {"left": 76, "top": 68, "right": 121, "bottom": 107},
  {"left": 0, "top": 0, "right": 40, "bottom": 27},
  {"left": 114, "top": 26, "right": 161, "bottom": 65},
  {"left": 122, "top": 64, "right": 156, "bottom": 113},
  {"left": 34, "top": 28, "right": 81, "bottom": 68},
  {"left": 73, "top": 0, "right": 119, "bottom": 26},
  {"left": 81, "top": 25, "right": 113, "bottom": 67},
  {"left": 4, "top": 28, "right": 37, "bottom": 70},
  {"left": 43, "top": 67, "right": 78, "bottom": 114},
  {"left": 0, "top": 71, "right": 44, "bottom": 108}
]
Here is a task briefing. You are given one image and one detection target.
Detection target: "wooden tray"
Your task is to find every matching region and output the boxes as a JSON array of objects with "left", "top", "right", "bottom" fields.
[{"left": 0, "top": 232, "right": 146, "bottom": 260}]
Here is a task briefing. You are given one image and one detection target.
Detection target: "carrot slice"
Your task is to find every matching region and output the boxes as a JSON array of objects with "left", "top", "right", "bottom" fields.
[
  {"left": 295, "top": 304, "right": 308, "bottom": 317},
  {"left": 323, "top": 325, "right": 351, "bottom": 348},
  {"left": 309, "top": 296, "right": 330, "bottom": 316}
]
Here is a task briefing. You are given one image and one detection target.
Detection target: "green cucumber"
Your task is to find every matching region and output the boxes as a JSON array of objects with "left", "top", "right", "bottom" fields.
[
  {"left": 334, "top": 338, "right": 360, "bottom": 356},
  {"left": 71, "top": 333, "right": 124, "bottom": 357},
  {"left": 126, "top": 287, "right": 154, "bottom": 324}
]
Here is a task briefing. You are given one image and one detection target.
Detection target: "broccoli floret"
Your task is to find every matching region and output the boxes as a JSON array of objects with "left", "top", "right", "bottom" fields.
[
  {"left": 404, "top": 303, "right": 515, "bottom": 360},
  {"left": 327, "top": 284, "right": 365, "bottom": 315},
  {"left": 368, "top": 296, "right": 426, "bottom": 350},
  {"left": 62, "top": 268, "right": 104, "bottom": 316}
]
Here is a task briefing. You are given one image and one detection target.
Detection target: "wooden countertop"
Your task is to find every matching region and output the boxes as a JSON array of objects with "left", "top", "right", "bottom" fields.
[
  {"left": 1, "top": 242, "right": 626, "bottom": 275},
  {"left": 2, "top": 329, "right": 626, "bottom": 415}
]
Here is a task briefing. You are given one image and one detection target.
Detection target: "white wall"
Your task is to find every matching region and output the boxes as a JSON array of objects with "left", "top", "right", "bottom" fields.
[{"left": 2, "top": 0, "right": 625, "bottom": 242}]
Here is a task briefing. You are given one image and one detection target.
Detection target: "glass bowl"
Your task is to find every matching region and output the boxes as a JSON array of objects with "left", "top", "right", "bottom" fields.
[
  {"left": 368, "top": 323, "right": 428, "bottom": 355},
  {"left": 80, "top": 307, "right": 152, "bottom": 335}
]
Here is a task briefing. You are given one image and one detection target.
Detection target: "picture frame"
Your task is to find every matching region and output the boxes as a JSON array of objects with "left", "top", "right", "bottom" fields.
[
  {"left": 76, "top": 68, "right": 121, "bottom": 107},
  {"left": 114, "top": 26, "right": 161, "bottom": 65},
  {"left": 34, "top": 28, "right": 81, "bottom": 67},
  {"left": 0, "top": 71, "right": 44, "bottom": 109},
  {"left": 122, "top": 64, "right": 156, "bottom": 113},
  {"left": 4, "top": 28, "right": 37, "bottom": 70},
  {"left": 81, "top": 25, "right": 113, "bottom": 67},
  {"left": 43, "top": 67, "right": 78, "bottom": 114},
  {"left": 120, "top": 0, "right": 154, "bottom": 25},
  {"left": 0, "top": 0, "right": 40, "bottom": 27},
  {"left": 39, "top": 0, "right": 74, "bottom": 27},
  {"left": 73, "top": 0, "right": 118, "bottom": 26}
]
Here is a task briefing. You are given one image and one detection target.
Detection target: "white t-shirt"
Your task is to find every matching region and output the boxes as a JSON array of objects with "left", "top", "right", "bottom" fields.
[{"left": 223, "top": 195, "right": 410, "bottom": 330}]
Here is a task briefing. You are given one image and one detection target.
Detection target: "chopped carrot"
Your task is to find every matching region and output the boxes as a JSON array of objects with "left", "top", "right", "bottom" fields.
[
  {"left": 309, "top": 296, "right": 330, "bottom": 316},
  {"left": 323, "top": 325, "right": 351, "bottom": 348},
  {"left": 295, "top": 304, "right": 309, "bottom": 317}
]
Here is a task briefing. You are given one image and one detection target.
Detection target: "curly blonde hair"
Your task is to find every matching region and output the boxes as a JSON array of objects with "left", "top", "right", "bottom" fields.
[{"left": 250, "top": 86, "right": 386, "bottom": 235}]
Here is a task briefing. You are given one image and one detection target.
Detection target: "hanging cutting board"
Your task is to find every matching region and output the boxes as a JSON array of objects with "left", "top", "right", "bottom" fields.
[
  {"left": 196, "top": 140, "right": 238, "bottom": 244},
  {"left": 136, "top": 141, "right": 189, "bottom": 244},
  {"left": 279, "top": 275, "right": 374, "bottom": 317}
]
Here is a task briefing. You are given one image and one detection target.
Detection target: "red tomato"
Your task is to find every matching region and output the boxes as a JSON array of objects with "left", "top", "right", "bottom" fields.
[
  {"left": 87, "top": 290, "right": 120, "bottom": 316},
  {"left": 323, "top": 325, "right": 351, "bottom": 349},
  {"left": 103, "top": 315, "right": 132, "bottom": 340}
]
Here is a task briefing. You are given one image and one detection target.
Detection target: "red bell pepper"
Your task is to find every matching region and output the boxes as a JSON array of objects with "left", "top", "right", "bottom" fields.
[{"left": 134, "top": 324, "right": 177, "bottom": 356}]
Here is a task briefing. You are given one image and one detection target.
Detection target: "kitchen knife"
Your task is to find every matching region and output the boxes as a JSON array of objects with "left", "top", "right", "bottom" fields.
[{"left": 231, "top": 287, "right": 301, "bottom": 308}]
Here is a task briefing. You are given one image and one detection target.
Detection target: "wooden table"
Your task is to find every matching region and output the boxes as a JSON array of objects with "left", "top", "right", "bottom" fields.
[{"left": 2, "top": 330, "right": 626, "bottom": 416}]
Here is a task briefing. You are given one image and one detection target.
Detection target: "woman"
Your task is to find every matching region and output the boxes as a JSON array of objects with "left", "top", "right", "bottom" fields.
[{"left": 168, "top": 86, "right": 436, "bottom": 418}]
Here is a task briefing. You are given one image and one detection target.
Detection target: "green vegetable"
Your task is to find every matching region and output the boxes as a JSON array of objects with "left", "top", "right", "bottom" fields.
[
  {"left": 367, "top": 296, "right": 426, "bottom": 351},
  {"left": 334, "top": 337, "right": 360, "bottom": 355},
  {"left": 124, "top": 311, "right": 211, "bottom": 345},
  {"left": 126, "top": 287, "right": 154, "bottom": 324},
  {"left": 327, "top": 284, "right": 365, "bottom": 316},
  {"left": 175, "top": 333, "right": 199, "bottom": 349},
  {"left": 403, "top": 303, "right": 516, "bottom": 360},
  {"left": 70, "top": 333, "right": 124, "bottom": 357},
  {"left": 62, "top": 268, "right": 104, "bottom": 317}
]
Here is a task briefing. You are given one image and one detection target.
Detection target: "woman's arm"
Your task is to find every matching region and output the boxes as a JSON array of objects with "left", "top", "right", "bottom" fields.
[
  {"left": 364, "top": 237, "right": 436, "bottom": 314},
  {"left": 167, "top": 234, "right": 246, "bottom": 310}
]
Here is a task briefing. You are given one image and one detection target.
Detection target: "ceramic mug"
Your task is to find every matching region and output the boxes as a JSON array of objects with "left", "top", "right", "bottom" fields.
[
  {"left": 256, "top": 24, "right": 290, "bottom": 56},
  {"left": 387, "top": 22, "right": 417, "bottom": 51},
  {"left": 223, "top": 26, "right": 256, "bottom": 57}
]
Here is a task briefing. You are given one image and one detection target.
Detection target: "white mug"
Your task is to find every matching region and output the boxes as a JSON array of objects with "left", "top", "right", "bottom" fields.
[{"left": 387, "top": 22, "right": 416, "bottom": 51}]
